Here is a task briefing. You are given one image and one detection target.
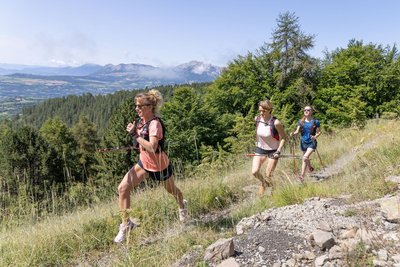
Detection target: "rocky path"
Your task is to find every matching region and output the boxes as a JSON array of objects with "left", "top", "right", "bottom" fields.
[
  {"left": 226, "top": 193, "right": 400, "bottom": 267},
  {"left": 199, "top": 138, "right": 400, "bottom": 267},
  {"left": 174, "top": 136, "right": 400, "bottom": 267},
  {"left": 173, "top": 188, "right": 399, "bottom": 267}
]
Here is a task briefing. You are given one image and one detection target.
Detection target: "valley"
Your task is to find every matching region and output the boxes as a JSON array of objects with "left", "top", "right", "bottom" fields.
[{"left": 0, "top": 61, "right": 221, "bottom": 117}]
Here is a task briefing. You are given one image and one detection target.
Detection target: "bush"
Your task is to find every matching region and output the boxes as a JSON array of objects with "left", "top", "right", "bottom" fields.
[{"left": 381, "top": 112, "right": 398, "bottom": 120}]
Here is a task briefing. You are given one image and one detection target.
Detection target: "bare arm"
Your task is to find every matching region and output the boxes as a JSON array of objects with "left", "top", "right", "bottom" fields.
[
  {"left": 290, "top": 125, "right": 301, "bottom": 137},
  {"left": 136, "top": 135, "right": 159, "bottom": 153},
  {"left": 311, "top": 127, "right": 321, "bottom": 142},
  {"left": 274, "top": 119, "right": 286, "bottom": 153}
]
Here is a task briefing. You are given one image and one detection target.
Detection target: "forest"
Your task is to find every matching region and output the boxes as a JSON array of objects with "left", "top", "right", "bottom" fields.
[{"left": 0, "top": 12, "right": 399, "bottom": 225}]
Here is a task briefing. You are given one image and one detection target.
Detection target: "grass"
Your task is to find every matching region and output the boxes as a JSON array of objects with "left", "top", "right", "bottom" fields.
[
  {"left": 1, "top": 119, "right": 400, "bottom": 266},
  {"left": 345, "top": 241, "right": 374, "bottom": 267}
]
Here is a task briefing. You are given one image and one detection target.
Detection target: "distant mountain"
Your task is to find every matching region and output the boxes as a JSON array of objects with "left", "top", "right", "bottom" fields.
[
  {"left": 0, "top": 61, "right": 222, "bottom": 116},
  {"left": 91, "top": 61, "right": 221, "bottom": 84},
  {"left": 176, "top": 61, "right": 221, "bottom": 77},
  {"left": 0, "top": 61, "right": 222, "bottom": 81},
  {"left": 0, "top": 63, "right": 103, "bottom": 76},
  {"left": 174, "top": 61, "right": 221, "bottom": 82}
]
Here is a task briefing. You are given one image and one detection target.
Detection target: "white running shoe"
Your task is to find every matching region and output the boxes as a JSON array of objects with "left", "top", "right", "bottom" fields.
[
  {"left": 179, "top": 199, "right": 188, "bottom": 223},
  {"left": 114, "top": 218, "right": 137, "bottom": 244}
]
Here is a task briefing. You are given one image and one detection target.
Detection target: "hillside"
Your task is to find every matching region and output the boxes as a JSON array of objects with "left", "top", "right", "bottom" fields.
[
  {"left": 18, "top": 83, "right": 209, "bottom": 137},
  {"left": 1, "top": 119, "right": 399, "bottom": 266}
]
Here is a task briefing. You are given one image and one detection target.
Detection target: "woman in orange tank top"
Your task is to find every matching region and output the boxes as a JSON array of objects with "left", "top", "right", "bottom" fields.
[{"left": 113, "top": 89, "right": 187, "bottom": 244}]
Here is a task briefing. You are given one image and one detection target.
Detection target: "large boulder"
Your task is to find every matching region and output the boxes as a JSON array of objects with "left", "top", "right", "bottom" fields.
[
  {"left": 380, "top": 196, "right": 400, "bottom": 223},
  {"left": 204, "top": 238, "right": 235, "bottom": 263}
]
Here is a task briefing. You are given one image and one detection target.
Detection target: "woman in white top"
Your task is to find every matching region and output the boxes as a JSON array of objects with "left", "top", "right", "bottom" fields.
[{"left": 252, "top": 99, "right": 286, "bottom": 196}]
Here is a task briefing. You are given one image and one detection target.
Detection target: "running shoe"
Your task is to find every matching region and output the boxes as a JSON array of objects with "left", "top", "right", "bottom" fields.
[{"left": 114, "top": 218, "right": 137, "bottom": 244}]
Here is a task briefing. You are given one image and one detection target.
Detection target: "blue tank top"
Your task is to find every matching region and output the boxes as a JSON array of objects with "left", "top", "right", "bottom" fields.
[{"left": 298, "top": 119, "right": 320, "bottom": 144}]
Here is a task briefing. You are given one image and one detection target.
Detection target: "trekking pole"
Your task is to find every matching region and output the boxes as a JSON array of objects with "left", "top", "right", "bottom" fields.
[
  {"left": 311, "top": 137, "right": 325, "bottom": 170},
  {"left": 291, "top": 137, "right": 297, "bottom": 176},
  {"left": 97, "top": 145, "right": 138, "bottom": 153},
  {"left": 97, "top": 131, "right": 140, "bottom": 153},
  {"left": 245, "top": 153, "right": 302, "bottom": 159},
  {"left": 315, "top": 148, "right": 325, "bottom": 170}
]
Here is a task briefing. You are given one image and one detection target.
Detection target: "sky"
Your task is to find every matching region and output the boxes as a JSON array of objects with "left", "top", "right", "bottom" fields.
[{"left": 0, "top": 0, "right": 399, "bottom": 68}]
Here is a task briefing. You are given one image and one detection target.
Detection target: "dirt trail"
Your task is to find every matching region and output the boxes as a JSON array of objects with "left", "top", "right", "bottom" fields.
[{"left": 312, "top": 137, "right": 379, "bottom": 180}]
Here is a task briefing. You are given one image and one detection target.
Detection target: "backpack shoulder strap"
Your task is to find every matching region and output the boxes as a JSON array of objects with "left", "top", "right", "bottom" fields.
[
  {"left": 311, "top": 118, "right": 318, "bottom": 135},
  {"left": 255, "top": 115, "right": 261, "bottom": 131},
  {"left": 140, "top": 117, "right": 164, "bottom": 138},
  {"left": 141, "top": 116, "right": 166, "bottom": 152},
  {"left": 269, "top": 116, "right": 279, "bottom": 141},
  {"left": 156, "top": 116, "right": 166, "bottom": 136}
]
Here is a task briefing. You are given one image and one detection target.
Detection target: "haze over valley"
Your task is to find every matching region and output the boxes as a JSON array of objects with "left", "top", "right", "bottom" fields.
[{"left": 0, "top": 61, "right": 222, "bottom": 116}]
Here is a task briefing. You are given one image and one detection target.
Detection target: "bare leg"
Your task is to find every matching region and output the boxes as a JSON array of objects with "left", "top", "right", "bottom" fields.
[
  {"left": 252, "top": 155, "right": 267, "bottom": 182},
  {"left": 301, "top": 148, "right": 314, "bottom": 178},
  {"left": 162, "top": 175, "right": 184, "bottom": 208},
  {"left": 117, "top": 164, "right": 147, "bottom": 222},
  {"left": 252, "top": 155, "right": 268, "bottom": 195},
  {"left": 265, "top": 157, "right": 279, "bottom": 187},
  {"left": 114, "top": 164, "right": 148, "bottom": 243}
]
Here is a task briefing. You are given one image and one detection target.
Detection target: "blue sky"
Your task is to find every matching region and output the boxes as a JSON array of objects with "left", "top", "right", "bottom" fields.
[{"left": 0, "top": 0, "right": 399, "bottom": 67}]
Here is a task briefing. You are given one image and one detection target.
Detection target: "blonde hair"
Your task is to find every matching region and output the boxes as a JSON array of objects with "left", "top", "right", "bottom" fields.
[
  {"left": 301, "top": 105, "right": 314, "bottom": 125},
  {"left": 259, "top": 99, "right": 273, "bottom": 111},
  {"left": 135, "top": 89, "right": 163, "bottom": 115}
]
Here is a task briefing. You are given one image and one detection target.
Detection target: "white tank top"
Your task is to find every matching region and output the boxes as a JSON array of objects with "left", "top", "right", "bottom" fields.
[{"left": 256, "top": 117, "right": 279, "bottom": 150}]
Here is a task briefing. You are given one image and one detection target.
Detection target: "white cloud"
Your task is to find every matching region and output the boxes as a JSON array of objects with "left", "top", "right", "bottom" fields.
[{"left": 138, "top": 68, "right": 180, "bottom": 80}]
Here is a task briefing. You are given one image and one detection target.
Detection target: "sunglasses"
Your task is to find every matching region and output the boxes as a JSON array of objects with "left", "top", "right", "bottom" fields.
[
  {"left": 304, "top": 109, "right": 312, "bottom": 112},
  {"left": 136, "top": 104, "right": 151, "bottom": 109}
]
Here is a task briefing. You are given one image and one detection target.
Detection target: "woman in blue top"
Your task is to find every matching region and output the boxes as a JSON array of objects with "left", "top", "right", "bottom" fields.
[{"left": 290, "top": 106, "right": 321, "bottom": 181}]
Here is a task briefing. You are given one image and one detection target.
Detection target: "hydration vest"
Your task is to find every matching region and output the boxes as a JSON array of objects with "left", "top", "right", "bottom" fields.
[
  {"left": 138, "top": 116, "right": 166, "bottom": 153},
  {"left": 256, "top": 115, "right": 280, "bottom": 141},
  {"left": 299, "top": 118, "right": 317, "bottom": 136}
]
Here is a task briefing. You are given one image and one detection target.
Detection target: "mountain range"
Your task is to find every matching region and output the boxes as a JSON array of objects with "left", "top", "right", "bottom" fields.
[
  {"left": 0, "top": 61, "right": 222, "bottom": 116},
  {"left": 0, "top": 61, "right": 221, "bottom": 81}
]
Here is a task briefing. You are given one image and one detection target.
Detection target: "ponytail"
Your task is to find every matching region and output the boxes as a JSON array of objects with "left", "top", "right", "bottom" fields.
[
  {"left": 300, "top": 116, "right": 306, "bottom": 126},
  {"left": 135, "top": 89, "right": 163, "bottom": 115}
]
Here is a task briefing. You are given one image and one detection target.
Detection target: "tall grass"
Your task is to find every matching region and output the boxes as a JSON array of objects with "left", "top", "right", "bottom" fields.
[
  {"left": 1, "top": 119, "right": 399, "bottom": 266},
  {"left": 0, "top": 153, "right": 251, "bottom": 266},
  {"left": 269, "top": 119, "right": 399, "bottom": 207},
  {"left": 0, "top": 177, "right": 116, "bottom": 229}
]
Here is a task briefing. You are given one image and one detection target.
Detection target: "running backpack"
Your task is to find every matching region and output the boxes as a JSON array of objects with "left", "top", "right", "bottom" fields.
[
  {"left": 138, "top": 116, "right": 166, "bottom": 153},
  {"left": 299, "top": 118, "right": 317, "bottom": 136},
  {"left": 256, "top": 116, "right": 280, "bottom": 141}
]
